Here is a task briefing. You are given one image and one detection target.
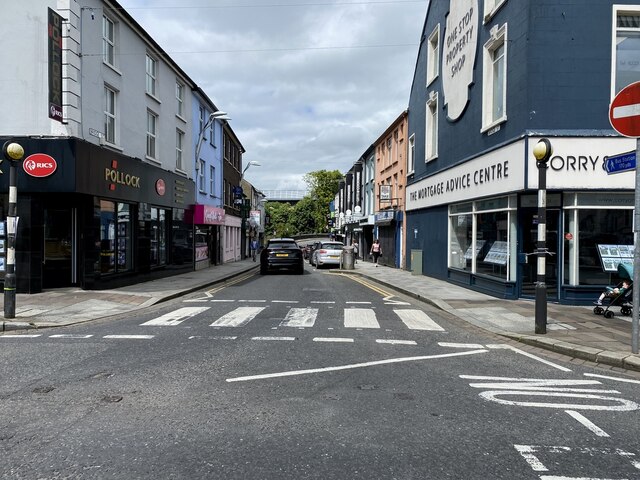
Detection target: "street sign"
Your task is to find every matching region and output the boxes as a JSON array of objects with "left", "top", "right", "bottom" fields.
[
  {"left": 603, "top": 150, "right": 636, "bottom": 174},
  {"left": 609, "top": 81, "right": 640, "bottom": 138}
]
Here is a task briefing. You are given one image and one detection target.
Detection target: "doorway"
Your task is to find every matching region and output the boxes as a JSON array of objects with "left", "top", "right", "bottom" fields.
[
  {"left": 520, "top": 208, "right": 560, "bottom": 300},
  {"left": 43, "top": 208, "right": 76, "bottom": 288}
]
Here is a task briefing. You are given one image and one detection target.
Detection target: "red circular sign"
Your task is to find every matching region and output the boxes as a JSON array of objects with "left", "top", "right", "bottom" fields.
[
  {"left": 155, "top": 178, "right": 166, "bottom": 196},
  {"left": 23, "top": 153, "right": 57, "bottom": 177},
  {"left": 609, "top": 81, "right": 640, "bottom": 138}
]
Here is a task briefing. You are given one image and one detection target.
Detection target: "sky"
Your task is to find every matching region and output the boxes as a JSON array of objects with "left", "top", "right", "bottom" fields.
[{"left": 117, "top": 0, "right": 428, "bottom": 191}]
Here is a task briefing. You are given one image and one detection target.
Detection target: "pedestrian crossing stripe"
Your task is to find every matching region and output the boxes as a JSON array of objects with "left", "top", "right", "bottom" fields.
[{"left": 140, "top": 306, "right": 445, "bottom": 332}]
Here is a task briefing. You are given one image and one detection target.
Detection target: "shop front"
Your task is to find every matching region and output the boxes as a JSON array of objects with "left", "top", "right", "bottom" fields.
[
  {"left": 187, "top": 204, "right": 225, "bottom": 270},
  {"left": 0, "top": 137, "right": 196, "bottom": 293},
  {"left": 406, "top": 136, "right": 635, "bottom": 303}
]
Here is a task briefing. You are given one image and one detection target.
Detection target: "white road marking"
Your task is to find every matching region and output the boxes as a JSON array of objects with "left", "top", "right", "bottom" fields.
[
  {"left": 564, "top": 410, "right": 610, "bottom": 437},
  {"left": 346, "top": 301, "right": 371, "bottom": 304},
  {"left": 311, "top": 301, "right": 335, "bottom": 304},
  {"left": 613, "top": 102, "right": 640, "bottom": 119},
  {"left": 184, "top": 299, "right": 209, "bottom": 302},
  {"left": 584, "top": 373, "right": 640, "bottom": 384},
  {"left": 394, "top": 309, "right": 445, "bottom": 331},
  {"left": 539, "top": 476, "right": 624, "bottom": 480},
  {"left": 478, "top": 391, "right": 637, "bottom": 411},
  {"left": 313, "top": 337, "right": 354, "bottom": 343},
  {"left": 252, "top": 336, "right": 296, "bottom": 341},
  {"left": 189, "top": 335, "right": 237, "bottom": 340},
  {"left": 238, "top": 299, "right": 267, "bottom": 303},
  {"left": 226, "top": 349, "right": 488, "bottom": 382},
  {"left": 279, "top": 308, "right": 318, "bottom": 328},
  {"left": 209, "top": 299, "right": 235, "bottom": 303},
  {"left": 103, "top": 335, "right": 154, "bottom": 339},
  {"left": 210, "top": 307, "right": 265, "bottom": 327},
  {"left": 344, "top": 308, "right": 380, "bottom": 329},
  {"left": 272, "top": 300, "right": 299, "bottom": 303},
  {"left": 382, "top": 295, "right": 411, "bottom": 305},
  {"left": 439, "top": 342, "right": 484, "bottom": 348},
  {"left": 486, "top": 344, "right": 572, "bottom": 372},
  {"left": 141, "top": 307, "right": 210, "bottom": 326},
  {"left": 376, "top": 339, "right": 417, "bottom": 345},
  {"left": 49, "top": 334, "right": 94, "bottom": 339},
  {"left": 0, "top": 334, "right": 42, "bottom": 338},
  {"left": 513, "top": 445, "right": 549, "bottom": 472}
]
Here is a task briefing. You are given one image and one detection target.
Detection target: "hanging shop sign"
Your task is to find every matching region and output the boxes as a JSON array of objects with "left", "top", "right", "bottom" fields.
[
  {"left": 442, "top": 0, "right": 478, "bottom": 121},
  {"left": 23, "top": 153, "right": 57, "bottom": 178},
  {"left": 47, "top": 8, "right": 64, "bottom": 122}
]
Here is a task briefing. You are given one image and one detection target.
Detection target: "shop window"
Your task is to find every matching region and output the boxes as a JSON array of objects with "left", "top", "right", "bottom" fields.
[
  {"left": 449, "top": 213, "right": 473, "bottom": 271},
  {"left": 100, "top": 200, "right": 132, "bottom": 274},
  {"left": 613, "top": 7, "right": 640, "bottom": 95},
  {"left": 476, "top": 211, "right": 509, "bottom": 280},
  {"left": 150, "top": 207, "right": 167, "bottom": 266}
]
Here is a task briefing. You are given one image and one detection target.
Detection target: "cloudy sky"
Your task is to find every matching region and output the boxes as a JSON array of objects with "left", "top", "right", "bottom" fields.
[{"left": 117, "top": 0, "right": 428, "bottom": 191}]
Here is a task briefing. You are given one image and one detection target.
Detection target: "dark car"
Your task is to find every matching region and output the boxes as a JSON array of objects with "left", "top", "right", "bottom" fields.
[
  {"left": 308, "top": 241, "right": 323, "bottom": 266},
  {"left": 260, "top": 238, "right": 304, "bottom": 275}
]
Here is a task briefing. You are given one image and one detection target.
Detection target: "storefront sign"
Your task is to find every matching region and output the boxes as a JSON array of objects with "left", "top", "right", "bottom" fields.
[
  {"left": 23, "top": 153, "right": 57, "bottom": 177},
  {"left": 375, "top": 210, "right": 395, "bottom": 225},
  {"left": 47, "top": 8, "right": 63, "bottom": 122},
  {"left": 406, "top": 140, "right": 524, "bottom": 210},
  {"left": 527, "top": 137, "right": 636, "bottom": 189},
  {"left": 442, "top": 0, "right": 478, "bottom": 120},
  {"left": 105, "top": 161, "right": 141, "bottom": 189},
  {"left": 191, "top": 205, "right": 225, "bottom": 225},
  {"left": 248, "top": 210, "right": 261, "bottom": 228}
]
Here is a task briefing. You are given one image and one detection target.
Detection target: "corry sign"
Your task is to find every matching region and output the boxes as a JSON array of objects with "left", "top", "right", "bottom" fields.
[
  {"left": 442, "top": 0, "right": 478, "bottom": 121},
  {"left": 23, "top": 153, "right": 58, "bottom": 178}
]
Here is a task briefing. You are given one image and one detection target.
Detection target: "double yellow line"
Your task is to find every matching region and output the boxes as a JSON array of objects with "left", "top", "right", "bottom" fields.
[
  {"left": 205, "top": 271, "right": 257, "bottom": 296},
  {"left": 335, "top": 273, "right": 393, "bottom": 298}
]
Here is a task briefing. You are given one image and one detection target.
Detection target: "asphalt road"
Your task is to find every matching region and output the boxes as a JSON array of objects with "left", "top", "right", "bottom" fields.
[{"left": 1, "top": 264, "right": 640, "bottom": 479}]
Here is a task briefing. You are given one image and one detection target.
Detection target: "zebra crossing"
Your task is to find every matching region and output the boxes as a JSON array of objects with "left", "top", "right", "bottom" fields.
[{"left": 139, "top": 305, "right": 446, "bottom": 331}]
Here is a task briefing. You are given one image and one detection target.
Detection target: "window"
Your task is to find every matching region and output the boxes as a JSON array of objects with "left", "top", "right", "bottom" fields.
[
  {"left": 102, "top": 16, "right": 115, "bottom": 66},
  {"left": 176, "top": 82, "right": 184, "bottom": 117},
  {"left": 150, "top": 207, "right": 167, "bottom": 266},
  {"left": 145, "top": 54, "right": 157, "bottom": 96},
  {"left": 427, "top": 24, "right": 440, "bottom": 85},
  {"left": 426, "top": 92, "right": 438, "bottom": 161},
  {"left": 210, "top": 167, "right": 218, "bottom": 197},
  {"left": 99, "top": 200, "right": 132, "bottom": 274},
  {"left": 198, "top": 160, "right": 205, "bottom": 192},
  {"left": 448, "top": 196, "right": 517, "bottom": 281},
  {"left": 209, "top": 117, "right": 215, "bottom": 146},
  {"left": 483, "top": 0, "right": 507, "bottom": 22},
  {"left": 104, "top": 86, "right": 117, "bottom": 144},
  {"left": 482, "top": 24, "right": 507, "bottom": 131},
  {"left": 146, "top": 110, "right": 157, "bottom": 159},
  {"left": 199, "top": 106, "right": 206, "bottom": 142},
  {"left": 176, "top": 129, "right": 184, "bottom": 170},
  {"left": 407, "top": 134, "right": 415, "bottom": 174},
  {"left": 613, "top": 7, "right": 640, "bottom": 95}
]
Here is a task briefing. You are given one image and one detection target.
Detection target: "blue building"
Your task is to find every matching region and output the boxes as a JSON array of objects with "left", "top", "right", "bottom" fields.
[
  {"left": 190, "top": 90, "right": 226, "bottom": 269},
  {"left": 406, "top": 0, "right": 640, "bottom": 303}
]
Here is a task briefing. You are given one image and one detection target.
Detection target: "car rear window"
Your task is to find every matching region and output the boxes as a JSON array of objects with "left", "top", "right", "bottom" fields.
[
  {"left": 268, "top": 242, "right": 298, "bottom": 249},
  {"left": 322, "top": 243, "right": 344, "bottom": 249}
]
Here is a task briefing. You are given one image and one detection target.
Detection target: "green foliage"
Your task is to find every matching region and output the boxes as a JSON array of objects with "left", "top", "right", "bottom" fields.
[{"left": 264, "top": 170, "right": 342, "bottom": 237}]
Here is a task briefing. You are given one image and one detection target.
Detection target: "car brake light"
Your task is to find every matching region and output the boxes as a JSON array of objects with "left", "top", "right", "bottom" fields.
[{"left": 318, "top": 249, "right": 327, "bottom": 254}]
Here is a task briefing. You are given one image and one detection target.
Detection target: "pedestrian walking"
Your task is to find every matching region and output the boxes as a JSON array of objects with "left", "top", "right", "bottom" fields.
[
  {"left": 250, "top": 238, "right": 259, "bottom": 262},
  {"left": 370, "top": 239, "right": 382, "bottom": 267},
  {"left": 352, "top": 240, "right": 359, "bottom": 264}
]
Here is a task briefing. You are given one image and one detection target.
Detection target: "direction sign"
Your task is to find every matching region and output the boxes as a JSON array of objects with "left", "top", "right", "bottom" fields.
[
  {"left": 609, "top": 81, "right": 640, "bottom": 137},
  {"left": 603, "top": 150, "right": 636, "bottom": 174}
]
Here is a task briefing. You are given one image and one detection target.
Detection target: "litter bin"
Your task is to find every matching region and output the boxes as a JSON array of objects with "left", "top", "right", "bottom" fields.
[{"left": 341, "top": 246, "right": 355, "bottom": 270}]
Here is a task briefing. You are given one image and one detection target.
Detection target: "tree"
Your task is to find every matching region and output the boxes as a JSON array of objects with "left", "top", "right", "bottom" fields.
[
  {"left": 264, "top": 201, "right": 295, "bottom": 238},
  {"left": 303, "top": 170, "right": 342, "bottom": 232}
]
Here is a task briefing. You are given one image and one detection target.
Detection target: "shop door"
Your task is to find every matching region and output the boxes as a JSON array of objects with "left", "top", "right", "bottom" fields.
[
  {"left": 521, "top": 208, "right": 560, "bottom": 299},
  {"left": 43, "top": 208, "right": 75, "bottom": 288}
]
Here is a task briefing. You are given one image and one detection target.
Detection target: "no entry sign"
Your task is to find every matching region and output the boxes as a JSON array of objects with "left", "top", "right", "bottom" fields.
[{"left": 610, "top": 81, "right": 640, "bottom": 138}]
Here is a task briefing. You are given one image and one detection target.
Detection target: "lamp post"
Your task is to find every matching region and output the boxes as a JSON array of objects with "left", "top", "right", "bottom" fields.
[
  {"left": 195, "top": 111, "right": 230, "bottom": 166},
  {"left": 2, "top": 141, "right": 25, "bottom": 319},
  {"left": 532, "top": 138, "right": 553, "bottom": 335},
  {"left": 239, "top": 161, "right": 261, "bottom": 259}
]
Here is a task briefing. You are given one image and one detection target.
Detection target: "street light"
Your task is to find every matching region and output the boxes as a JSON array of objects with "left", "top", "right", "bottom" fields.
[
  {"left": 2, "top": 141, "right": 25, "bottom": 319},
  {"left": 195, "top": 111, "right": 231, "bottom": 169},
  {"left": 532, "top": 138, "right": 553, "bottom": 335},
  {"left": 241, "top": 160, "right": 261, "bottom": 178}
]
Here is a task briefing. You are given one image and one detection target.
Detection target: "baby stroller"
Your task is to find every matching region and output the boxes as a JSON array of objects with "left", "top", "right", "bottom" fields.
[{"left": 593, "top": 263, "right": 633, "bottom": 319}]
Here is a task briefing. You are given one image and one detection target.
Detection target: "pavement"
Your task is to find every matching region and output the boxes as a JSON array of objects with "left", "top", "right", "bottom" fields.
[{"left": 1, "top": 257, "right": 639, "bottom": 373}]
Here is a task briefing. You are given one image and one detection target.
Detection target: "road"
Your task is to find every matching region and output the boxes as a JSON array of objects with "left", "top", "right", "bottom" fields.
[{"left": 1, "top": 264, "right": 640, "bottom": 479}]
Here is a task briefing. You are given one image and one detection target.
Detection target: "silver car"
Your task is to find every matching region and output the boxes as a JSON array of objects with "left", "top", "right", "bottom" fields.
[{"left": 312, "top": 241, "right": 344, "bottom": 268}]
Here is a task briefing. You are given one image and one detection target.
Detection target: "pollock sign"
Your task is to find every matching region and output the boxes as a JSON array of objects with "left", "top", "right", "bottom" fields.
[{"left": 442, "top": 0, "right": 478, "bottom": 121}]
